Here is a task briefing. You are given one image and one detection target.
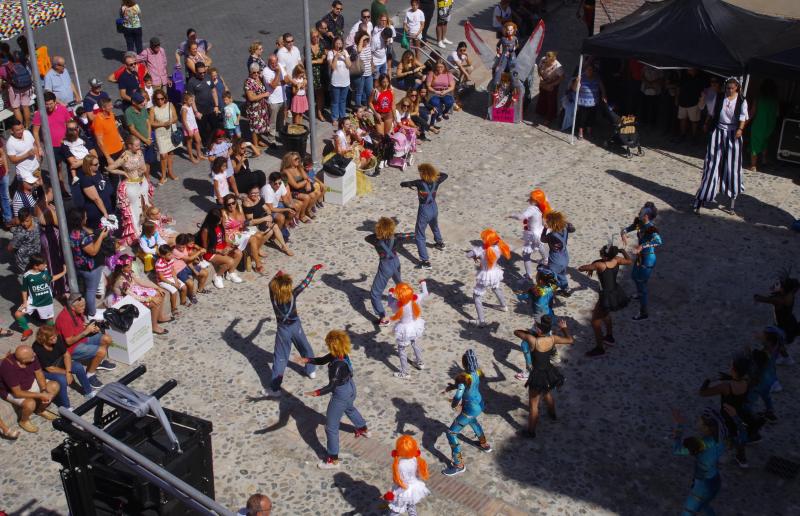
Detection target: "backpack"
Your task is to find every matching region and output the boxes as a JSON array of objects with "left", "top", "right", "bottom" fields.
[{"left": 8, "top": 62, "right": 32, "bottom": 90}]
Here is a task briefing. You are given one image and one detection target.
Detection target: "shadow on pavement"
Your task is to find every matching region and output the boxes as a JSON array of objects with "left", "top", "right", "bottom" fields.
[
  {"left": 333, "top": 471, "right": 385, "bottom": 516},
  {"left": 392, "top": 397, "right": 451, "bottom": 465}
]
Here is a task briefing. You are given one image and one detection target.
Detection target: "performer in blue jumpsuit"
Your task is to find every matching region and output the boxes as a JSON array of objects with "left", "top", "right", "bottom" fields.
[
  {"left": 672, "top": 408, "right": 726, "bottom": 516},
  {"left": 366, "top": 217, "right": 415, "bottom": 325},
  {"left": 621, "top": 202, "right": 662, "bottom": 321},
  {"left": 542, "top": 211, "right": 575, "bottom": 296},
  {"left": 442, "top": 349, "right": 492, "bottom": 476},
  {"left": 264, "top": 264, "right": 323, "bottom": 397},
  {"left": 514, "top": 265, "right": 557, "bottom": 380},
  {"left": 299, "top": 329, "right": 369, "bottom": 470},
  {"left": 400, "top": 163, "right": 448, "bottom": 270}
]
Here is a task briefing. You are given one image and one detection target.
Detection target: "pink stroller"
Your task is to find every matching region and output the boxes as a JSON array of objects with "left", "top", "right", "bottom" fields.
[{"left": 387, "top": 126, "right": 417, "bottom": 171}]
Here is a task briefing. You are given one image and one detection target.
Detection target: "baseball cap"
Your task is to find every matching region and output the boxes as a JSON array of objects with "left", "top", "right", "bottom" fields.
[
  {"left": 214, "top": 129, "right": 226, "bottom": 138},
  {"left": 67, "top": 292, "right": 84, "bottom": 304},
  {"left": 131, "top": 91, "right": 146, "bottom": 105},
  {"left": 23, "top": 175, "right": 38, "bottom": 184},
  {"left": 88, "top": 77, "right": 103, "bottom": 88}
]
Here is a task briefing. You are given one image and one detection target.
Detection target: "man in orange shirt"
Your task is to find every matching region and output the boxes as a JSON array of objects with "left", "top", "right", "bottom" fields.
[{"left": 92, "top": 97, "right": 124, "bottom": 167}]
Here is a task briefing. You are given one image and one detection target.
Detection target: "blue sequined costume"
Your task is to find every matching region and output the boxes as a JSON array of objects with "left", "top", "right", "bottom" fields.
[
  {"left": 443, "top": 350, "right": 490, "bottom": 474},
  {"left": 673, "top": 425, "right": 725, "bottom": 516},
  {"left": 623, "top": 219, "right": 662, "bottom": 316}
]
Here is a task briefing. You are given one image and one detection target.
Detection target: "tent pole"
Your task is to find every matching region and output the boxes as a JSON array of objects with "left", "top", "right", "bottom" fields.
[
  {"left": 63, "top": 18, "right": 81, "bottom": 98},
  {"left": 21, "top": 0, "right": 79, "bottom": 294},
  {"left": 570, "top": 54, "right": 584, "bottom": 145},
  {"left": 742, "top": 74, "right": 750, "bottom": 97}
]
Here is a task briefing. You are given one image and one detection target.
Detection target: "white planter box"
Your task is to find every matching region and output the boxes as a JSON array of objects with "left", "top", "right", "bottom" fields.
[
  {"left": 105, "top": 296, "right": 154, "bottom": 365},
  {"left": 324, "top": 160, "right": 357, "bottom": 206}
]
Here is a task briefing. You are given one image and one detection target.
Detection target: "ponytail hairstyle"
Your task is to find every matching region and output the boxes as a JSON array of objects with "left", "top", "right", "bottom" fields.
[
  {"left": 480, "top": 228, "right": 511, "bottom": 268},
  {"left": 639, "top": 201, "right": 658, "bottom": 221},
  {"left": 600, "top": 244, "right": 620, "bottom": 260},
  {"left": 391, "top": 435, "right": 429, "bottom": 488},
  {"left": 529, "top": 189, "right": 551, "bottom": 215},
  {"left": 389, "top": 282, "right": 421, "bottom": 322}
]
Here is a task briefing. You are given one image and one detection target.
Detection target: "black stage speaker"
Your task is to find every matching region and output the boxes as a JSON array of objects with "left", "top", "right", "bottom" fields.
[
  {"left": 51, "top": 369, "right": 215, "bottom": 515},
  {"left": 777, "top": 118, "right": 800, "bottom": 165}
]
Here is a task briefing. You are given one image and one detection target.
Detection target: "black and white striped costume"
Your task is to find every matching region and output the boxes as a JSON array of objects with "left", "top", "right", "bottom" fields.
[{"left": 693, "top": 93, "right": 748, "bottom": 209}]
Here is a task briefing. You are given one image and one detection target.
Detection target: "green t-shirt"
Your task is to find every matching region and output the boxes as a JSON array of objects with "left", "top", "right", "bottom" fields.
[
  {"left": 125, "top": 105, "right": 150, "bottom": 140},
  {"left": 371, "top": 0, "right": 389, "bottom": 24},
  {"left": 22, "top": 270, "right": 53, "bottom": 307}
]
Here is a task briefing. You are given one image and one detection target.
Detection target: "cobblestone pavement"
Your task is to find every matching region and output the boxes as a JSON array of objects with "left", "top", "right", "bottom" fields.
[{"left": 2, "top": 1, "right": 800, "bottom": 515}]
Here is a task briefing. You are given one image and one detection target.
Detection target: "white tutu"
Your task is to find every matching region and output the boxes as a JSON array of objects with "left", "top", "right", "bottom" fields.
[
  {"left": 520, "top": 231, "right": 540, "bottom": 255},
  {"left": 388, "top": 458, "right": 430, "bottom": 512},
  {"left": 475, "top": 267, "right": 503, "bottom": 294},
  {"left": 395, "top": 317, "right": 425, "bottom": 345}
]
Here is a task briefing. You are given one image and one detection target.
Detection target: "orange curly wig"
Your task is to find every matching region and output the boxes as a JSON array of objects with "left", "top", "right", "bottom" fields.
[
  {"left": 389, "top": 282, "right": 421, "bottom": 322},
  {"left": 480, "top": 228, "right": 511, "bottom": 269},
  {"left": 392, "top": 435, "right": 429, "bottom": 488}
]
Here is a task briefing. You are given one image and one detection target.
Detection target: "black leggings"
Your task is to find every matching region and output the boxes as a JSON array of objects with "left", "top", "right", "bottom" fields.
[{"left": 576, "top": 105, "right": 597, "bottom": 130}]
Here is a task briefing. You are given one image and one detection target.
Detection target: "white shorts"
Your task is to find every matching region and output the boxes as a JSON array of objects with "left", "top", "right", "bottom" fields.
[
  {"left": 4, "top": 379, "right": 40, "bottom": 406},
  {"left": 158, "top": 279, "right": 185, "bottom": 294},
  {"left": 677, "top": 105, "right": 701, "bottom": 122},
  {"left": 25, "top": 303, "right": 55, "bottom": 320}
]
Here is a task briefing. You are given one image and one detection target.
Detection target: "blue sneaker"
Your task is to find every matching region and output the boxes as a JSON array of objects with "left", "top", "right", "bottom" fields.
[
  {"left": 96, "top": 360, "right": 117, "bottom": 371},
  {"left": 281, "top": 228, "right": 290, "bottom": 241},
  {"left": 89, "top": 376, "right": 103, "bottom": 389},
  {"left": 441, "top": 464, "right": 466, "bottom": 476}
]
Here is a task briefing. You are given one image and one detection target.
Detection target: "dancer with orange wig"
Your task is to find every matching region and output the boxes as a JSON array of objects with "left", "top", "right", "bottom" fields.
[
  {"left": 467, "top": 228, "right": 511, "bottom": 327},
  {"left": 509, "top": 189, "right": 551, "bottom": 279},
  {"left": 388, "top": 280, "right": 429, "bottom": 379},
  {"left": 383, "top": 435, "right": 431, "bottom": 515}
]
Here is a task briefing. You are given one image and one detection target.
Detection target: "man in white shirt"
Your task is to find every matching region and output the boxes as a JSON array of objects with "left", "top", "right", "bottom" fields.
[
  {"left": 262, "top": 55, "right": 286, "bottom": 147},
  {"left": 347, "top": 10, "right": 374, "bottom": 49},
  {"left": 276, "top": 33, "right": 302, "bottom": 77},
  {"left": 5, "top": 118, "right": 42, "bottom": 185},
  {"left": 371, "top": 23, "right": 395, "bottom": 77},
  {"left": 263, "top": 172, "right": 299, "bottom": 229},
  {"left": 404, "top": 0, "right": 425, "bottom": 60}
]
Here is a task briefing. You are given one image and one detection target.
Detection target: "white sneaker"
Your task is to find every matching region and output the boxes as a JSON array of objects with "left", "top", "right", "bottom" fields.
[
  {"left": 468, "top": 319, "right": 487, "bottom": 328},
  {"left": 498, "top": 305, "right": 509, "bottom": 312},
  {"left": 262, "top": 388, "right": 282, "bottom": 398},
  {"left": 443, "top": 38, "right": 453, "bottom": 44},
  {"left": 308, "top": 371, "right": 317, "bottom": 379},
  {"left": 514, "top": 371, "right": 529, "bottom": 381},
  {"left": 412, "top": 361, "right": 427, "bottom": 370},
  {"left": 227, "top": 272, "right": 243, "bottom": 284},
  {"left": 393, "top": 371, "right": 411, "bottom": 379},
  {"left": 213, "top": 276, "right": 224, "bottom": 289},
  {"left": 770, "top": 381, "right": 783, "bottom": 393},
  {"left": 378, "top": 160, "right": 387, "bottom": 169},
  {"left": 437, "top": 40, "right": 446, "bottom": 48}
]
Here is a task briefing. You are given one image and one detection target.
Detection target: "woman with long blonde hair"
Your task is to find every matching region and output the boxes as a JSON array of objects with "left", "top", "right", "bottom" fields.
[
  {"left": 263, "top": 264, "right": 323, "bottom": 398},
  {"left": 297, "top": 329, "right": 370, "bottom": 470},
  {"left": 509, "top": 188, "right": 551, "bottom": 278},
  {"left": 467, "top": 228, "right": 511, "bottom": 327},
  {"left": 542, "top": 211, "right": 576, "bottom": 295},
  {"left": 383, "top": 435, "right": 430, "bottom": 515},
  {"left": 388, "top": 281, "right": 429, "bottom": 379}
]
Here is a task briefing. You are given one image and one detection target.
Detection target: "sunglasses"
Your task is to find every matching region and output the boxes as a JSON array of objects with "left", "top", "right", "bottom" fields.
[{"left": 285, "top": 39, "right": 294, "bottom": 44}]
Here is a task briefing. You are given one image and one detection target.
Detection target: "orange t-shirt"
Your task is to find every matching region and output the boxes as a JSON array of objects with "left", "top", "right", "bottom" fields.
[{"left": 92, "top": 111, "right": 123, "bottom": 156}]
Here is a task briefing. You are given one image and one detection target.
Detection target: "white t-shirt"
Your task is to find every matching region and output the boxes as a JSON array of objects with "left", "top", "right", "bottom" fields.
[
  {"left": 493, "top": 4, "right": 512, "bottom": 30},
  {"left": 212, "top": 172, "right": 230, "bottom": 199},
  {"left": 263, "top": 183, "right": 288, "bottom": 207},
  {"left": 448, "top": 51, "right": 465, "bottom": 67},
  {"left": 404, "top": 9, "right": 425, "bottom": 38},
  {"left": 710, "top": 95, "right": 749, "bottom": 128},
  {"left": 371, "top": 26, "right": 395, "bottom": 66},
  {"left": 262, "top": 66, "right": 285, "bottom": 104},
  {"left": 327, "top": 50, "right": 351, "bottom": 88},
  {"left": 276, "top": 46, "right": 302, "bottom": 77},
  {"left": 6, "top": 130, "right": 39, "bottom": 182}
]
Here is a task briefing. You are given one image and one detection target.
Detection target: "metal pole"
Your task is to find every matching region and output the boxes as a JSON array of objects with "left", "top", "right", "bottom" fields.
[
  {"left": 21, "top": 0, "right": 79, "bottom": 294},
  {"left": 58, "top": 408, "right": 234, "bottom": 516},
  {"left": 302, "top": 0, "right": 319, "bottom": 172},
  {"left": 63, "top": 18, "right": 82, "bottom": 98},
  {"left": 569, "top": 54, "right": 584, "bottom": 145},
  {"left": 742, "top": 74, "right": 750, "bottom": 97}
]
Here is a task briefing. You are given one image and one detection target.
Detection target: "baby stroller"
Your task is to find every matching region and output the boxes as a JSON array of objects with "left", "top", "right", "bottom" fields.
[
  {"left": 387, "top": 125, "right": 416, "bottom": 171},
  {"left": 604, "top": 104, "right": 643, "bottom": 158}
]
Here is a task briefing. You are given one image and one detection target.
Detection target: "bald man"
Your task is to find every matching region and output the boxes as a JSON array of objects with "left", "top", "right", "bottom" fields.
[
  {"left": 44, "top": 55, "right": 79, "bottom": 106},
  {"left": 0, "top": 345, "right": 60, "bottom": 433},
  {"left": 241, "top": 493, "right": 272, "bottom": 515}
]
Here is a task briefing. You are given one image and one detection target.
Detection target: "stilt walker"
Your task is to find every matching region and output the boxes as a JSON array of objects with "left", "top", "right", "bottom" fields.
[
  {"left": 442, "top": 349, "right": 492, "bottom": 476},
  {"left": 366, "top": 217, "right": 416, "bottom": 325},
  {"left": 693, "top": 77, "right": 748, "bottom": 213},
  {"left": 389, "top": 281, "right": 430, "bottom": 379},
  {"left": 467, "top": 228, "right": 511, "bottom": 327},
  {"left": 400, "top": 163, "right": 448, "bottom": 270},
  {"left": 383, "top": 435, "right": 431, "bottom": 516},
  {"left": 620, "top": 202, "right": 662, "bottom": 321},
  {"left": 298, "top": 329, "right": 370, "bottom": 469},
  {"left": 264, "top": 264, "right": 323, "bottom": 397},
  {"left": 508, "top": 189, "right": 551, "bottom": 278}
]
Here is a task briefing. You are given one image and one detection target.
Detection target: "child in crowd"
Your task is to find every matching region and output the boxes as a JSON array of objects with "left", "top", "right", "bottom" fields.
[
  {"left": 138, "top": 220, "right": 167, "bottom": 272},
  {"left": 290, "top": 64, "right": 309, "bottom": 125},
  {"left": 181, "top": 91, "right": 202, "bottom": 163},
  {"left": 211, "top": 156, "right": 230, "bottom": 205},
  {"left": 145, "top": 205, "right": 176, "bottom": 245},
  {"left": 222, "top": 91, "right": 242, "bottom": 140},
  {"left": 400, "top": 163, "right": 448, "bottom": 270},
  {"left": 173, "top": 233, "right": 210, "bottom": 295},
  {"left": 388, "top": 281, "right": 429, "bottom": 379},
  {"left": 383, "top": 435, "right": 431, "bottom": 516},
  {"left": 156, "top": 245, "right": 190, "bottom": 315},
  {"left": 14, "top": 255, "right": 67, "bottom": 341},
  {"left": 143, "top": 73, "right": 154, "bottom": 109}
]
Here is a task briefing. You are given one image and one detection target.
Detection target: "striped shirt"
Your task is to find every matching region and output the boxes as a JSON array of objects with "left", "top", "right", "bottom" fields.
[
  {"left": 155, "top": 257, "right": 175, "bottom": 280},
  {"left": 359, "top": 46, "right": 373, "bottom": 77},
  {"left": 12, "top": 191, "right": 36, "bottom": 218}
]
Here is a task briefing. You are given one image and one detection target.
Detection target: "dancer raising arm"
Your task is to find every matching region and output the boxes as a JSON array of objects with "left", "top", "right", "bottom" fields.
[
  {"left": 621, "top": 202, "right": 662, "bottom": 321},
  {"left": 542, "top": 211, "right": 575, "bottom": 296},
  {"left": 671, "top": 409, "right": 726, "bottom": 516},
  {"left": 400, "top": 163, "right": 448, "bottom": 270},
  {"left": 508, "top": 189, "right": 551, "bottom": 279},
  {"left": 467, "top": 228, "right": 511, "bottom": 327},
  {"left": 366, "top": 217, "right": 415, "bottom": 325}
]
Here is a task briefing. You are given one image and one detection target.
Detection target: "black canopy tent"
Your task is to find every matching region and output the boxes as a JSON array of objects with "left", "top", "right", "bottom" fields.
[
  {"left": 750, "top": 46, "right": 800, "bottom": 77},
  {"left": 568, "top": 0, "right": 800, "bottom": 142}
]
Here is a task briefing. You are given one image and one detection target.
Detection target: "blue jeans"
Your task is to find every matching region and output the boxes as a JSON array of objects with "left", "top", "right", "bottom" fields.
[
  {"left": 325, "top": 380, "right": 366, "bottom": 457},
  {"left": 415, "top": 203, "right": 442, "bottom": 262},
  {"left": 374, "top": 63, "right": 388, "bottom": 77},
  {"left": 548, "top": 260, "right": 570, "bottom": 291},
  {"left": 269, "top": 320, "right": 316, "bottom": 391},
  {"left": 330, "top": 86, "right": 349, "bottom": 121},
  {"left": 78, "top": 267, "right": 104, "bottom": 317},
  {"left": 352, "top": 74, "right": 374, "bottom": 106},
  {"left": 370, "top": 258, "right": 402, "bottom": 318},
  {"left": 0, "top": 173, "right": 11, "bottom": 223},
  {"left": 45, "top": 362, "right": 92, "bottom": 408},
  {"left": 632, "top": 257, "right": 656, "bottom": 315},
  {"left": 429, "top": 94, "right": 455, "bottom": 122}
]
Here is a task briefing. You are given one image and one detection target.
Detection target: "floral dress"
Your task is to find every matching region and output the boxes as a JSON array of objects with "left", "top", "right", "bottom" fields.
[
  {"left": 11, "top": 221, "right": 41, "bottom": 273},
  {"left": 244, "top": 76, "right": 270, "bottom": 134},
  {"left": 311, "top": 45, "right": 325, "bottom": 89}
]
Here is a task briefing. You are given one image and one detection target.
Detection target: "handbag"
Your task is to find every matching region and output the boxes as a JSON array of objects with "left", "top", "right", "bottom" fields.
[
  {"left": 323, "top": 154, "right": 351, "bottom": 177},
  {"left": 349, "top": 54, "right": 364, "bottom": 76},
  {"left": 115, "top": 17, "right": 125, "bottom": 33},
  {"left": 400, "top": 32, "right": 410, "bottom": 50},
  {"left": 103, "top": 303, "right": 140, "bottom": 332},
  {"left": 170, "top": 124, "right": 183, "bottom": 147}
]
